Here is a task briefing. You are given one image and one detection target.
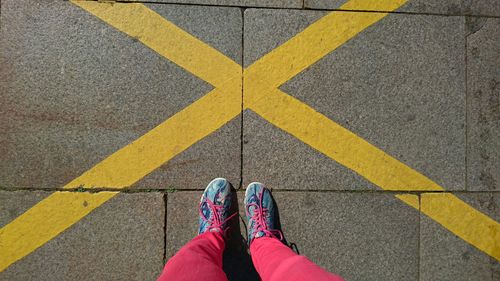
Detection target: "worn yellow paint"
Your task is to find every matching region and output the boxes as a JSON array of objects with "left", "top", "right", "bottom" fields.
[
  {"left": 0, "top": 192, "right": 118, "bottom": 271},
  {"left": 2, "top": 0, "right": 500, "bottom": 273},
  {"left": 420, "top": 193, "right": 500, "bottom": 260},
  {"left": 71, "top": 0, "right": 240, "bottom": 88}
]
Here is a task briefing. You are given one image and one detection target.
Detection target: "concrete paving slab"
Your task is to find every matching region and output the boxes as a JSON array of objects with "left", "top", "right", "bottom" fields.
[
  {"left": 0, "top": 191, "right": 165, "bottom": 280},
  {"left": 305, "top": 0, "right": 500, "bottom": 17},
  {"left": 466, "top": 18, "right": 500, "bottom": 191},
  {"left": 243, "top": 111, "right": 376, "bottom": 190},
  {"left": 419, "top": 193, "right": 500, "bottom": 280},
  {"left": 273, "top": 192, "right": 420, "bottom": 281},
  {"left": 165, "top": 191, "right": 201, "bottom": 259},
  {"left": 0, "top": 0, "right": 242, "bottom": 189},
  {"left": 120, "top": 0, "right": 302, "bottom": 9},
  {"left": 243, "top": 9, "right": 465, "bottom": 190}
]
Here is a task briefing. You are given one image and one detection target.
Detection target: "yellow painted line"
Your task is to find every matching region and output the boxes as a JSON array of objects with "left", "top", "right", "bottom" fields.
[
  {"left": 0, "top": 192, "right": 118, "bottom": 272},
  {"left": 64, "top": 1, "right": 242, "bottom": 188},
  {"left": 244, "top": 0, "right": 407, "bottom": 96},
  {"left": 65, "top": 82, "right": 241, "bottom": 189},
  {"left": 249, "top": 88, "right": 500, "bottom": 260},
  {"left": 420, "top": 193, "right": 500, "bottom": 260},
  {"left": 395, "top": 193, "right": 499, "bottom": 260},
  {"left": 0, "top": 1, "right": 242, "bottom": 270},
  {"left": 71, "top": 0, "right": 240, "bottom": 88},
  {"left": 249, "top": 88, "right": 443, "bottom": 191}
]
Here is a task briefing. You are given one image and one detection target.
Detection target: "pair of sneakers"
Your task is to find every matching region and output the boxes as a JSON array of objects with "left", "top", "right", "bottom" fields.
[{"left": 198, "top": 178, "right": 283, "bottom": 245}]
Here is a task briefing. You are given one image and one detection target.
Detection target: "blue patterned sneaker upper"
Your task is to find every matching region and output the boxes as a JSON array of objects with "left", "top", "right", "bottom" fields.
[
  {"left": 245, "top": 182, "right": 284, "bottom": 245},
  {"left": 198, "top": 178, "right": 237, "bottom": 235}
]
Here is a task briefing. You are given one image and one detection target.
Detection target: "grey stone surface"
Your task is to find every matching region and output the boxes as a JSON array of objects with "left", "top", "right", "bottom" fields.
[
  {"left": 463, "top": 0, "right": 500, "bottom": 17},
  {"left": 243, "top": 111, "right": 376, "bottom": 190},
  {"left": 244, "top": 9, "right": 466, "bottom": 190},
  {"left": 166, "top": 191, "right": 201, "bottom": 257},
  {"left": 121, "top": 0, "right": 302, "bottom": 9},
  {"left": 419, "top": 193, "right": 500, "bottom": 280},
  {"left": 304, "top": 0, "right": 342, "bottom": 10},
  {"left": 0, "top": 0, "right": 242, "bottom": 189},
  {"left": 273, "top": 192, "right": 420, "bottom": 281},
  {"left": 0, "top": 191, "right": 49, "bottom": 225},
  {"left": 0, "top": 191, "right": 165, "bottom": 280},
  {"left": 466, "top": 18, "right": 500, "bottom": 191},
  {"left": 305, "top": 0, "right": 500, "bottom": 16}
]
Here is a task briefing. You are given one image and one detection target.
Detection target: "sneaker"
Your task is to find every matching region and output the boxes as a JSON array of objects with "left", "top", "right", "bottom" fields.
[
  {"left": 198, "top": 178, "right": 237, "bottom": 236},
  {"left": 244, "top": 182, "right": 284, "bottom": 245}
]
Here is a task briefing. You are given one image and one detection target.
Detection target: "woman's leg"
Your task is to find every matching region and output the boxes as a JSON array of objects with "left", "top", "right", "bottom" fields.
[
  {"left": 157, "top": 232, "right": 228, "bottom": 281},
  {"left": 250, "top": 237, "right": 344, "bottom": 281},
  {"left": 158, "top": 178, "right": 237, "bottom": 281},
  {"left": 244, "top": 182, "right": 344, "bottom": 281}
]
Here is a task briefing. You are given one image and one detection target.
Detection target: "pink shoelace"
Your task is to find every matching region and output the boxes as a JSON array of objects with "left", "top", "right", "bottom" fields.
[
  {"left": 246, "top": 189, "right": 283, "bottom": 242},
  {"left": 199, "top": 198, "right": 237, "bottom": 234}
]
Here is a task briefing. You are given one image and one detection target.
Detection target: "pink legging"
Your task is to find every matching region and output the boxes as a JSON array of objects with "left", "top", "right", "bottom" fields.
[{"left": 158, "top": 232, "right": 344, "bottom": 281}]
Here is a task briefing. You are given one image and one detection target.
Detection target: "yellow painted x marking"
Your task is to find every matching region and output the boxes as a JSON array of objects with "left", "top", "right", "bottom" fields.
[{"left": 1, "top": 0, "right": 498, "bottom": 272}]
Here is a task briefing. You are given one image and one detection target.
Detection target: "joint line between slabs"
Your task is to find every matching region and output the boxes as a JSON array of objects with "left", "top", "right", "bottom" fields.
[
  {"left": 162, "top": 193, "right": 168, "bottom": 265},
  {"left": 239, "top": 7, "right": 245, "bottom": 190},
  {"left": 464, "top": 18, "right": 469, "bottom": 192}
]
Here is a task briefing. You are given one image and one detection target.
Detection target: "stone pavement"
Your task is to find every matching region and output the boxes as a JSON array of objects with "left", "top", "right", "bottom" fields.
[{"left": 1, "top": 0, "right": 499, "bottom": 280}]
